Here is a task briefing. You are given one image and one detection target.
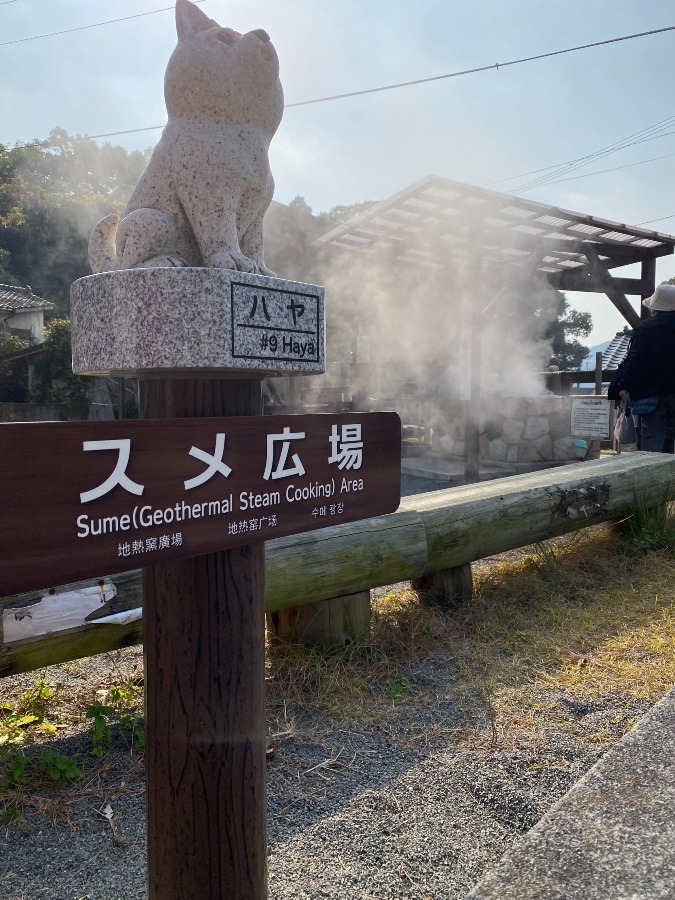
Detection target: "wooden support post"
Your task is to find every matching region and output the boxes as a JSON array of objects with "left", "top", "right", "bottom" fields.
[
  {"left": 266, "top": 591, "right": 370, "bottom": 651},
  {"left": 141, "top": 378, "right": 267, "bottom": 900},
  {"left": 640, "top": 258, "right": 656, "bottom": 322},
  {"left": 464, "top": 227, "right": 483, "bottom": 483},
  {"left": 588, "top": 352, "right": 603, "bottom": 460},
  {"left": 412, "top": 563, "right": 473, "bottom": 610}
]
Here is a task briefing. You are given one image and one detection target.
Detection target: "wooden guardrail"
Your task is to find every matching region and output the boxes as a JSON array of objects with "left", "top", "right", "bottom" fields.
[{"left": 2, "top": 452, "right": 674, "bottom": 676}]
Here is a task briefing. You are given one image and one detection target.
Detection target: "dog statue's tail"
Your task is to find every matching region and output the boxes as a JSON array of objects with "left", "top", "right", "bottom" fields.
[{"left": 88, "top": 214, "right": 120, "bottom": 274}]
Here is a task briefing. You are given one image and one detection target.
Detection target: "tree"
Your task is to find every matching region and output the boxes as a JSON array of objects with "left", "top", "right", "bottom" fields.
[
  {"left": 0, "top": 330, "right": 29, "bottom": 402},
  {"left": 0, "top": 129, "right": 149, "bottom": 314},
  {"left": 543, "top": 292, "right": 592, "bottom": 370},
  {"left": 0, "top": 248, "right": 16, "bottom": 285},
  {"left": 32, "top": 318, "right": 89, "bottom": 419},
  {"left": 263, "top": 197, "right": 377, "bottom": 283}
]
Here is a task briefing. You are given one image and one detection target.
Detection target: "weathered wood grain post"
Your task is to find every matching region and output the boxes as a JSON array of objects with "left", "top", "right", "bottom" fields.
[{"left": 139, "top": 376, "right": 266, "bottom": 898}]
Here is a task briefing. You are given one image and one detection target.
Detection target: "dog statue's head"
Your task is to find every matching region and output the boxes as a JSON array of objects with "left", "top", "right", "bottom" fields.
[{"left": 165, "top": 0, "right": 284, "bottom": 135}]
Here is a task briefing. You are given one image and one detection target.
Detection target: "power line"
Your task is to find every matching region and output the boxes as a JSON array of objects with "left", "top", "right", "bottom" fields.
[
  {"left": 8, "top": 21, "right": 675, "bottom": 150},
  {"left": 514, "top": 123, "right": 675, "bottom": 192},
  {"left": 0, "top": 1, "right": 206, "bottom": 47},
  {"left": 286, "top": 24, "right": 675, "bottom": 107},
  {"left": 638, "top": 213, "right": 675, "bottom": 225},
  {"left": 484, "top": 115, "right": 675, "bottom": 189},
  {"left": 6, "top": 15, "right": 675, "bottom": 209},
  {"left": 511, "top": 120, "right": 675, "bottom": 193},
  {"left": 529, "top": 149, "right": 675, "bottom": 187},
  {"left": 17, "top": 129, "right": 675, "bottom": 197}
]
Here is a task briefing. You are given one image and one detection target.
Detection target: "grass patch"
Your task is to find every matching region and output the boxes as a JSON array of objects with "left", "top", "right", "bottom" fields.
[
  {"left": 3, "top": 514, "right": 675, "bottom": 818},
  {"left": 266, "top": 590, "right": 461, "bottom": 733},
  {"left": 465, "top": 527, "right": 675, "bottom": 701},
  {"left": 266, "top": 521, "right": 675, "bottom": 747},
  {"left": 613, "top": 497, "right": 675, "bottom": 553}
]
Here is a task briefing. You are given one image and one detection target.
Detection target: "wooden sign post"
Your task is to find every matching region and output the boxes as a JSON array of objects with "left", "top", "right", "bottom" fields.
[
  {"left": 5, "top": 265, "right": 400, "bottom": 900},
  {"left": 141, "top": 377, "right": 267, "bottom": 899}
]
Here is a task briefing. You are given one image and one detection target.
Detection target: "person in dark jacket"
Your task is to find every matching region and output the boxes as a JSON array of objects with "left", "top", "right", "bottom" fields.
[{"left": 608, "top": 283, "right": 675, "bottom": 452}]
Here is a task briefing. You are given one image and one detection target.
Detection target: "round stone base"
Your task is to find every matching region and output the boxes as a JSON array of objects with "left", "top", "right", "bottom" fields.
[{"left": 70, "top": 267, "right": 325, "bottom": 378}]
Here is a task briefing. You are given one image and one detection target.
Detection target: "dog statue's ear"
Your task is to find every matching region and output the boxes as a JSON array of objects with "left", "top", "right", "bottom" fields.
[{"left": 176, "top": 0, "right": 215, "bottom": 41}]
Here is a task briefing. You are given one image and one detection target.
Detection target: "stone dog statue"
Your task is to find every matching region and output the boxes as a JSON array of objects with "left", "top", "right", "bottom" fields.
[{"left": 88, "top": 0, "right": 283, "bottom": 276}]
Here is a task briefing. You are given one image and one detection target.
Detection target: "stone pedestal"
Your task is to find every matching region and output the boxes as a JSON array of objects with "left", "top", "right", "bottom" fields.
[{"left": 71, "top": 268, "right": 325, "bottom": 378}]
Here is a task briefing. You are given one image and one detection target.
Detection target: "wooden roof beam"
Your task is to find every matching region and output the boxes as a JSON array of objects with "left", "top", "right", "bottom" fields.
[
  {"left": 583, "top": 246, "right": 641, "bottom": 328},
  {"left": 548, "top": 270, "right": 650, "bottom": 295}
]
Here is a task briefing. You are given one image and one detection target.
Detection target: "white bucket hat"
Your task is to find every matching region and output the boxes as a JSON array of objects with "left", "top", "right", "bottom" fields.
[{"left": 643, "top": 283, "right": 675, "bottom": 311}]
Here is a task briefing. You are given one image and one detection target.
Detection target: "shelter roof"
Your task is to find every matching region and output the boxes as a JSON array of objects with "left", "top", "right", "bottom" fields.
[
  {"left": 314, "top": 175, "right": 675, "bottom": 279},
  {"left": 0, "top": 284, "right": 54, "bottom": 313}
]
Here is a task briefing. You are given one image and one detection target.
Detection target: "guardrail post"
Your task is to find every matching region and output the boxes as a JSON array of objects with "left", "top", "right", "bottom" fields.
[
  {"left": 267, "top": 591, "right": 370, "bottom": 650},
  {"left": 412, "top": 563, "right": 473, "bottom": 610}
]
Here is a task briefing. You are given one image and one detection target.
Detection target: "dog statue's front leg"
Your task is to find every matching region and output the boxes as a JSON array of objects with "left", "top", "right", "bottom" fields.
[
  {"left": 174, "top": 157, "right": 257, "bottom": 272},
  {"left": 239, "top": 208, "right": 276, "bottom": 277}
]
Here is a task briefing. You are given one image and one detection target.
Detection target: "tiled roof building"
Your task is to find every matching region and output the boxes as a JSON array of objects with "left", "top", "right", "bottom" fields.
[{"left": 0, "top": 284, "right": 54, "bottom": 344}]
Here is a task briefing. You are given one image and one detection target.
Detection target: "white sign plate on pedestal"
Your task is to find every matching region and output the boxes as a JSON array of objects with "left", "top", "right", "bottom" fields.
[{"left": 570, "top": 396, "right": 611, "bottom": 439}]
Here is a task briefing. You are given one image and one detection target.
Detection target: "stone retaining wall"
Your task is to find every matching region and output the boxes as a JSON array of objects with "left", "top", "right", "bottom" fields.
[{"left": 439, "top": 395, "right": 587, "bottom": 463}]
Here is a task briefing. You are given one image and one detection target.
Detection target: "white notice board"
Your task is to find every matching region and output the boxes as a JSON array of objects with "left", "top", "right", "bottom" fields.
[{"left": 570, "top": 396, "right": 611, "bottom": 439}]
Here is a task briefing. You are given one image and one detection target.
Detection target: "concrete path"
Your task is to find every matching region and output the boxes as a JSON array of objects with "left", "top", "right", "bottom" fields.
[{"left": 466, "top": 687, "right": 675, "bottom": 900}]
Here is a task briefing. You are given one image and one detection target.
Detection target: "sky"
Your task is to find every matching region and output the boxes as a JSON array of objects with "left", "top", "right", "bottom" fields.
[{"left": 3, "top": 0, "right": 675, "bottom": 344}]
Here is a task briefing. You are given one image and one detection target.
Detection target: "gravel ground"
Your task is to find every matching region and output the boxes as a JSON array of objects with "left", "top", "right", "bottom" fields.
[
  {"left": 0, "top": 645, "right": 653, "bottom": 900},
  {"left": 0, "top": 474, "right": 656, "bottom": 898}
]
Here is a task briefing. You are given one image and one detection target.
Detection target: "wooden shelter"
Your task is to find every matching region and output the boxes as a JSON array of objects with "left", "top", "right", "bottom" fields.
[{"left": 314, "top": 175, "right": 675, "bottom": 478}]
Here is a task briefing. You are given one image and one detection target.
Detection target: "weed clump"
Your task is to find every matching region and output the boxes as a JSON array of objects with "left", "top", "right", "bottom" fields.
[{"left": 614, "top": 499, "right": 675, "bottom": 553}]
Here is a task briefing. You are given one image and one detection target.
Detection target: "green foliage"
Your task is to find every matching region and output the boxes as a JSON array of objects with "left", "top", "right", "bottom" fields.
[
  {"left": 0, "top": 128, "right": 149, "bottom": 308},
  {"left": 0, "top": 677, "right": 59, "bottom": 757},
  {"left": 106, "top": 682, "right": 146, "bottom": 749},
  {"left": 86, "top": 701, "right": 115, "bottom": 758},
  {"left": 0, "top": 331, "right": 28, "bottom": 355},
  {"left": 37, "top": 751, "right": 82, "bottom": 783},
  {"left": 0, "top": 129, "right": 149, "bottom": 408},
  {"left": 316, "top": 200, "right": 375, "bottom": 230},
  {"left": 615, "top": 501, "right": 675, "bottom": 553},
  {"left": 85, "top": 682, "right": 146, "bottom": 756},
  {"left": 544, "top": 293, "right": 593, "bottom": 370},
  {"left": 1, "top": 804, "right": 24, "bottom": 824},
  {"left": 0, "top": 706, "right": 37, "bottom": 750},
  {"left": 0, "top": 751, "right": 28, "bottom": 788},
  {"left": 0, "top": 747, "right": 81, "bottom": 802},
  {"left": 386, "top": 673, "right": 413, "bottom": 700},
  {"left": 0, "top": 327, "right": 30, "bottom": 402},
  {"left": 17, "top": 677, "right": 57, "bottom": 721},
  {"left": 0, "top": 247, "right": 17, "bottom": 284},
  {"left": 264, "top": 196, "right": 376, "bottom": 283},
  {"left": 32, "top": 317, "right": 89, "bottom": 418}
]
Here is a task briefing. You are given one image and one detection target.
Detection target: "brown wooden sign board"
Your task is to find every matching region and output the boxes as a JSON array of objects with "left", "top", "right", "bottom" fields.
[{"left": 0, "top": 413, "right": 401, "bottom": 596}]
